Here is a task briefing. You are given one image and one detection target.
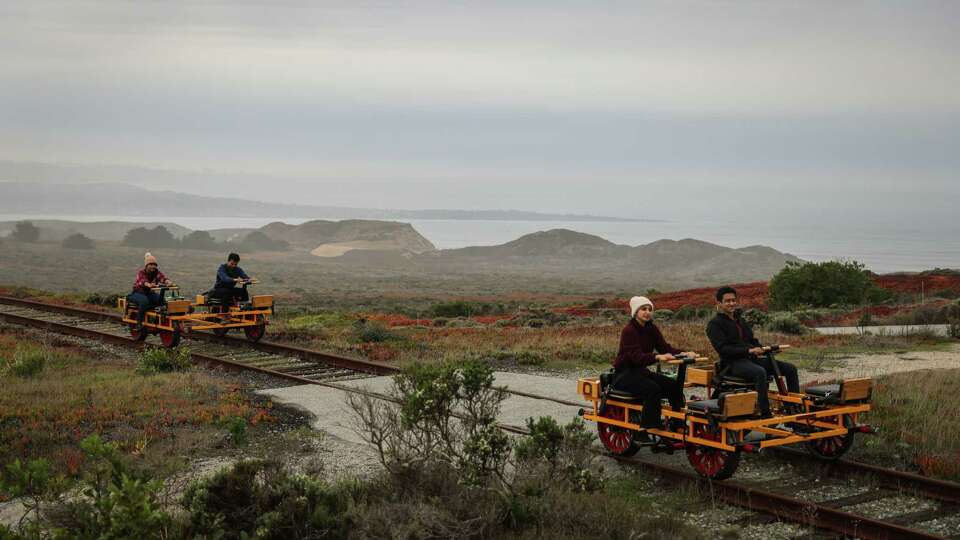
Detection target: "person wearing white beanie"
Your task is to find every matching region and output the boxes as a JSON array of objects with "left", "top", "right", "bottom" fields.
[{"left": 611, "top": 295, "right": 698, "bottom": 430}]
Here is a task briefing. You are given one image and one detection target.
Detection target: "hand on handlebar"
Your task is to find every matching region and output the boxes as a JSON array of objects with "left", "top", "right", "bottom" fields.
[{"left": 656, "top": 353, "right": 676, "bottom": 362}]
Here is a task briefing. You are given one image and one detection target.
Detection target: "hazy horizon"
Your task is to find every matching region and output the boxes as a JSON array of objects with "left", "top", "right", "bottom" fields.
[{"left": 2, "top": 2, "right": 959, "bottom": 227}]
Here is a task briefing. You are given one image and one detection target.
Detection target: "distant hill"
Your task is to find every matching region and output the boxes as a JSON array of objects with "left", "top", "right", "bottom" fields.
[
  {"left": 0, "top": 181, "right": 641, "bottom": 222},
  {"left": 0, "top": 219, "right": 192, "bottom": 242},
  {"left": 420, "top": 229, "right": 801, "bottom": 289},
  {"left": 255, "top": 220, "right": 436, "bottom": 255}
]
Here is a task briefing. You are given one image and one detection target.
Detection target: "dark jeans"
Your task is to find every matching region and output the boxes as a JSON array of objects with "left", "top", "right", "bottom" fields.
[
  {"left": 613, "top": 369, "right": 685, "bottom": 428},
  {"left": 127, "top": 292, "right": 163, "bottom": 325},
  {"left": 726, "top": 356, "right": 800, "bottom": 414},
  {"left": 211, "top": 286, "right": 249, "bottom": 305}
]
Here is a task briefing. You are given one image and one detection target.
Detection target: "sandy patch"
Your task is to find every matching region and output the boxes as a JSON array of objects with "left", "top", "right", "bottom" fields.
[
  {"left": 310, "top": 240, "right": 404, "bottom": 257},
  {"left": 798, "top": 344, "right": 960, "bottom": 383}
]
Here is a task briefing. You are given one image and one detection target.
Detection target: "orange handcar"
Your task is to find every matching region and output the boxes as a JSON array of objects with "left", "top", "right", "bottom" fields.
[
  {"left": 118, "top": 282, "right": 274, "bottom": 347},
  {"left": 577, "top": 345, "right": 873, "bottom": 480}
]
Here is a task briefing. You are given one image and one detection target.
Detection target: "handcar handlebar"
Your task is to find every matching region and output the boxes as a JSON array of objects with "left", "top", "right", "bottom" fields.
[{"left": 665, "top": 354, "right": 710, "bottom": 365}]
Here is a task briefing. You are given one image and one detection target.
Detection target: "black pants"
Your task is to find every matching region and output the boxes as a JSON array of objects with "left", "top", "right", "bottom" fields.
[
  {"left": 726, "top": 356, "right": 800, "bottom": 414},
  {"left": 210, "top": 286, "right": 249, "bottom": 305},
  {"left": 613, "top": 369, "right": 685, "bottom": 428}
]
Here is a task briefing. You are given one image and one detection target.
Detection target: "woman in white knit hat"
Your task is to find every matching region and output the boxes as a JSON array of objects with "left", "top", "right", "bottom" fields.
[
  {"left": 127, "top": 252, "right": 173, "bottom": 334},
  {"left": 611, "top": 295, "right": 697, "bottom": 430}
]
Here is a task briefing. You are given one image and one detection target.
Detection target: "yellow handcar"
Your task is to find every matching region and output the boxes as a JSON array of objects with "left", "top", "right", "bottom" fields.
[
  {"left": 577, "top": 346, "right": 873, "bottom": 480},
  {"left": 118, "top": 283, "right": 274, "bottom": 347}
]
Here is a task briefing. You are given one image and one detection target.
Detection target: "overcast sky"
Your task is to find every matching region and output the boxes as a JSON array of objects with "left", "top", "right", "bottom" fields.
[{"left": 1, "top": 1, "right": 958, "bottom": 223}]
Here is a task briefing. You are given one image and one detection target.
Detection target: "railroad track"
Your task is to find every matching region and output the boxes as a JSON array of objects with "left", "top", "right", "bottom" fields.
[{"left": 3, "top": 295, "right": 960, "bottom": 538}]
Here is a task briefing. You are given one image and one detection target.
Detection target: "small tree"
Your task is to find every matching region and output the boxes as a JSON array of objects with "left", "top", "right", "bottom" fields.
[
  {"left": 11, "top": 221, "right": 40, "bottom": 242},
  {"left": 181, "top": 230, "right": 219, "bottom": 250},
  {"left": 768, "top": 260, "right": 881, "bottom": 310},
  {"left": 122, "top": 226, "right": 178, "bottom": 248},
  {"left": 62, "top": 233, "right": 94, "bottom": 250}
]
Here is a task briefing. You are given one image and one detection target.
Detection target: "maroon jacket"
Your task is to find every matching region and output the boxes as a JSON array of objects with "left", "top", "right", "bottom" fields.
[{"left": 613, "top": 319, "right": 682, "bottom": 371}]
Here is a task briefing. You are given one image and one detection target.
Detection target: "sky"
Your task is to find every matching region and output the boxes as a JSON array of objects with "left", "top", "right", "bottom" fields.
[{"left": 1, "top": 1, "right": 958, "bottom": 224}]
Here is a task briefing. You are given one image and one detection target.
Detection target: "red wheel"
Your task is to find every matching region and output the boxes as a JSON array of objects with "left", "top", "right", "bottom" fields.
[
  {"left": 129, "top": 323, "right": 147, "bottom": 342},
  {"left": 597, "top": 404, "right": 640, "bottom": 457},
  {"left": 158, "top": 322, "right": 182, "bottom": 348},
  {"left": 244, "top": 316, "right": 266, "bottom": 343},
  {"left": 806, "top": 431, "right": 855, "bottom": 460},
  {"left": 686, "top": 423, "right": 740, "bottom": 480}
]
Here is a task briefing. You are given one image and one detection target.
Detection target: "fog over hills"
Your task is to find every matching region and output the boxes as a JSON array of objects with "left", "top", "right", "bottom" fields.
[{"left": 0, "top": 181, "right": 641, "bottom": 222}]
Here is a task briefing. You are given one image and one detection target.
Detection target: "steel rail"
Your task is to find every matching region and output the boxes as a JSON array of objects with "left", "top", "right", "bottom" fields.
[{"left": 615, "top": 457, "right": 947, "bottom": 540}]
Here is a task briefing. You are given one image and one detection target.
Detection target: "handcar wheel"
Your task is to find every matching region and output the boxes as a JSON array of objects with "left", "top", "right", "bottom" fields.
[
  {"left": 158, "top": 322, "right": 182, "bottom": 348},
  {"left": 244, "top": 317, "right": 266, "bottom": 343},
  {"left": 806, "top": 431, "right": 855, "bottom": 460},
  {"left": 129, "top": 323, "right": 147, "bottom": 342},
  {"left": 686, "top": 423, "right": 741, "bottom": 480},
  {"left": 597, "top": 404, "right": 641, "bottom": 457},
  {"left": 212, "top": 327, "right": 229, "bottom": 337}
]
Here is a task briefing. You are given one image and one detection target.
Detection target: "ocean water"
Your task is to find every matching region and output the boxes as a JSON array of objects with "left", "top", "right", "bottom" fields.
[{"left": 1, "top": 214, "right": 958, "bottom": 274}]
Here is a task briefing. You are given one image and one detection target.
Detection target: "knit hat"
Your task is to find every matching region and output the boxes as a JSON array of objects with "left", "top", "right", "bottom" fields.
[
  {"left": 629, "top": 296, "right": 653, "bottom": 317},
  {"left": 144, "top": 252, "right": 158, "bottom": 266}
]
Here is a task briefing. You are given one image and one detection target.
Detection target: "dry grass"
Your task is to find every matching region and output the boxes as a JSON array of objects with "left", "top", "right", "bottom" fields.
[
  {"left": 853, "top": 368, "right": 960, "bottom": 480},
  {"left": 0, "top": 328, "right": 275, "bottom": 480}
]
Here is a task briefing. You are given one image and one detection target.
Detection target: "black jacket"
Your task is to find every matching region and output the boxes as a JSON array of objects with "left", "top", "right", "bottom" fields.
[{"left": 706, "top": 311, "right": 760, "bottom": 365}]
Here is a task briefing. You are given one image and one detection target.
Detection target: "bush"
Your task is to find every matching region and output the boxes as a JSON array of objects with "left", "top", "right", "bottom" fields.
[
  {"left": 741, "top": 308, "right": 770, "bottom": 328},
  {"left": 430, "top": 301, "right": 472, "bottom": 318},
  {"left": 222, "top": 416, "right": 248, "bottom": 446},
  {"left": 11, "top": 221, "right": 40, "bottom": 242},
  {"left": 673, "top": 305, "right": 709, "bottom": 321},
  {"left": 61, "top": 233, "right": 94, "bottom": 250},
  {"left": 136, "top": 347, "right": 192, "bottom": 374},
  {"left": 4, "top": 346, "right": 46, "bottom": 378},
  {"left": 765, "top": 313, "right": 805, "bottom": 335},
  {"left": 122, "top": 226, "right": 179, "bottom": 248},
  {"left": 352, "top": 321, "right": 396, "bottom": 343},
  {"left": 181, "top": 230, "right": 220, "bottom": 250},
  {"left": 181, "top": 460, "right": 350, "bottom": 540},
  {"left": 652, "top": 309, "right": 674, "bottom": 321},
  {"left": 48, "top": 435, "right": 171, "bottom": 539},
  {"left": 768, "top": 260, "right": 882, "bottom": 310}
]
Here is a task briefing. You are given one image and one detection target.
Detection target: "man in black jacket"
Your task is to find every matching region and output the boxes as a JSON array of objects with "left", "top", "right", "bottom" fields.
[{"left": 706, "top": 286, "right": 799, "bottom": 417}]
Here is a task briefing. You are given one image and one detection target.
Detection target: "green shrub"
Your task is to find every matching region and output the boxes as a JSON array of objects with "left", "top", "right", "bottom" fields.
[
  {"left": 181, "top": 460, "right": 350, "bottom": 540},
  {"left": 44, "top": 435, "right": 170, "bottom": 539},
  {"left": 61, "top": 233, "right": 94, "bottom": 250},
  {"left": 222, "top": 416, "right": 248, "bottom": 446},
  {"left": 136, "top": 347, "right": 191, "bottom": 374},
  {"left": 5, "top": 346, "right": 46, "bottom": 378},
  {"left": 741, "top": 308, "right": 769, "bottom": 328},
  {"left": 352, "top": 321, "right": 396, "bottom": 343},
  {"left": 11, "top": 221, "right": 40, "bottom": 243},
  {"left": 768, "top": 260, "right": 882, "bottom": 310},
  {"left": 673, "top": 306, "right": 709, "bottom": 321},
  {"left": 765, "top": 313, "right": 805, "bottom": 335},
  {"left": 430, "top": 301, "right": 472, "bottom": 318},
  {"left": 652, "top": 309, "right": 674, "bottom": 321}
]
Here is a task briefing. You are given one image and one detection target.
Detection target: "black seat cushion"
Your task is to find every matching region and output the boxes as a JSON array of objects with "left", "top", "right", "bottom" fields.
[
  {"left": 686, "top": 399, "right": 721, "bottom": 414},
  {"left": 607, "top": 389, "right": 644, "bottom": 402},
  {"left": 805, "top": 384, "right": 840, "bottom": 398}
]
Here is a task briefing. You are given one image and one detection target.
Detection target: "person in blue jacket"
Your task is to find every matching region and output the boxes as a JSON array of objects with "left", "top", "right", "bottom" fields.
[{"left": 210, "top": 252, "right": 252, "bottom": 305}]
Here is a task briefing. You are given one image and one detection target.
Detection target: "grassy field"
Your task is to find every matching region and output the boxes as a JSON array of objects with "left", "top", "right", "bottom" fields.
[
  {"left": 0, "top": 325, "right": 307, "bottom": 487},
  {"left": 851, "top": 368, "right": 960, "bottom": 481}
]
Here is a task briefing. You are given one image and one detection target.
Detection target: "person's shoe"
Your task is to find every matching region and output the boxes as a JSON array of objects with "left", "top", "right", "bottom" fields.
[{"left": 759, "top": 411, "right": 774, "bottom": 419}]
